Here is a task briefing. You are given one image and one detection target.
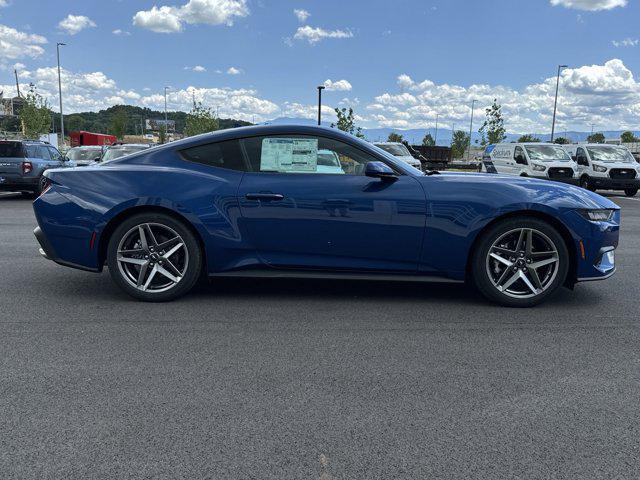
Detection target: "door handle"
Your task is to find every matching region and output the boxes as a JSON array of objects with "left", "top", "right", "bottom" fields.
[{"left": 245, "top": 193, "right": 284, "bottom": 201}]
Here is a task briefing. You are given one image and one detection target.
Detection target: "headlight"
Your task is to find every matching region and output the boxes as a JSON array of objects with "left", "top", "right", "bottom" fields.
[
  {"left": 578, "top": 209, "right": 615, "bottom": 222},
  {"left": 532, "top": 163, "right": 546, "bottom": 172},
  {"left": 592, "top": 164, "right": 607, "bottom": 173}
]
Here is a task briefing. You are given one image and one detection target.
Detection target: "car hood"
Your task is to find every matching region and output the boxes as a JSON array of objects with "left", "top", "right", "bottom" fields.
[{"left": 422, "top": 171, "right": 619, "bottom": 210}]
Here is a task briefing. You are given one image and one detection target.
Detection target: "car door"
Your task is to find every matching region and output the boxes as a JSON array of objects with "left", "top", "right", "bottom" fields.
[
  {"left": 513, "top": 146, "right": 527, "bottom": 175},
  {"left": 576, "top": 147, "right": 589, "bottom": 175},
  {"left": 237, "top": 134, "right": 427, "bottom": 272},
  {"left": 47, "top": 146, "right": 67, "bottom": 168}
]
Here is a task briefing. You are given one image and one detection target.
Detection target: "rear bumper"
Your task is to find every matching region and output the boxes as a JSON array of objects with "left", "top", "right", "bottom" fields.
[
  {"left": 0, "top": 174, "right": 38, "bottom": 191},
  {"left": 34, "top": 226, "right": 100, "bottom": 272}
]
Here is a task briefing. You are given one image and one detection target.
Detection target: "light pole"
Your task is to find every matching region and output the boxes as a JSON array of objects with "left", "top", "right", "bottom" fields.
[
  {"left": 164, "top": 86, "right": 170, "bottom": 142},
  {"left": 467, "top": 100, "right": 477, "bottom": 161},
  {"left": 56, "top": 42, "right": 66, "bottom": 146},
  {"left": 434, "top": 113, "right": 439, "bottom": 146},
  {"left": 550, "top": 64, "right": 568, "bottom": 142},
  {"left": 317, "top": 85, "right": 325, "bottom": 126}
]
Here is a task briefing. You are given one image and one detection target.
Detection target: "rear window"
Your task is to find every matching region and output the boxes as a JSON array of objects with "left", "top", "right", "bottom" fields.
[
  {"left": 180, "top": 139, "right": 247, "bottom": 171},
  {"left": 0, "top": 142, "right": 24, "bottom": 158}
]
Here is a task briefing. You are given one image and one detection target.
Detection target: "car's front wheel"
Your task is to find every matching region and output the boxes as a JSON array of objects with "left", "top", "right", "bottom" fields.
[
  {"left": 580, "top": 176, "right": 596, "bottom": 192},
  {"left": 624, "top": 187, "right": 638, "bottom": 197},
  {"left": 471, "top": 217, "right": 569, "bottom": 307},
  {"left": 106, "top": 213, "right": 202, "bottom": 301}
]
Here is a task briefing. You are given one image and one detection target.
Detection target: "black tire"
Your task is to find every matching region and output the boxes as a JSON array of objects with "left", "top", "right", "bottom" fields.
[
  {"left": 106, "top": 212, "right": 202, "bottom": 302},
  {"left": 21, "top": 191, "right": 36, "bottom": 198},
  {"left": 471, "top": 217, "right": 570, "bottom": 307},
  {"left": 34, "top": 175, "right": 48, "bottom": 196},
  {"left": 624, "top": 188, "right": 638, "bottom": 197},
  {"left": 580, "top": 176, "right": 596, "bottom": 192}
]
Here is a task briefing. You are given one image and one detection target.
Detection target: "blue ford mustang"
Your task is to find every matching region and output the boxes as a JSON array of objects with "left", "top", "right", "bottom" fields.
[{"left": 33, "top": 125, "right": 620, "bottom": 306}]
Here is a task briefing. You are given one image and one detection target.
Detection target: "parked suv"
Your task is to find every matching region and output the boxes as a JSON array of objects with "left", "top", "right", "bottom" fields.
[
  {"left": 564, "top": 144, "right": 640, "bottom": 197},
  {"left": 0, "top": 140, "right": 71, "bottom": 196}
]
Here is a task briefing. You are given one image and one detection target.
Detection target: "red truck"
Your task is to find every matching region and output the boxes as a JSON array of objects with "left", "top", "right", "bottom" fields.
[{"left": 69, "top": 131, "right": 116, "bottom": 147}]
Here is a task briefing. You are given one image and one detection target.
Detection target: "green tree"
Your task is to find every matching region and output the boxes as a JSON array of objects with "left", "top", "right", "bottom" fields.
[
  {"left": 331, "top": 107, "right": 365, "bottom": 138},
  {"left": 479, "top": 99, "right": 506, "bottom": 145},
  {"left": 451, "top": 130, "right": 470, "bottom": 158},
  {"left": 109, "top": 106, "right": 128, "bottom": 140},
  {"left": 184, "top": 102, "right": 219, "bottom": 137},
  {"left": 621, "top": 131, "right": 639, "bottom": 143},
  {"left": 158, "top": 123, "right": 167, "bottom": 144},
  {"left": 517, "top": 134, "right": 540, "bottom": 143},
  {"left": 553, "top": 137, "right": 570, "bottom": 145},
  {"left": 587, "top": 132, "right": 605, "bottom": 144},
  {"left": 20, "top": 92, "right": 51, "bottom": 139},
  {"left": 387, "top": 132, "right": 404, "bottom": 143},
  {"left": 65, "top": 114, "right": 85, "bottom": 133},
  {"left": 422, "top": 133, "right": 435, "bottom": 146}
]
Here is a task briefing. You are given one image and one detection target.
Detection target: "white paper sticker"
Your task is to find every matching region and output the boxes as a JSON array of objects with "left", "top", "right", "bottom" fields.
[{"left": 261, "top": 138, "right": 318, "bottom": 172}]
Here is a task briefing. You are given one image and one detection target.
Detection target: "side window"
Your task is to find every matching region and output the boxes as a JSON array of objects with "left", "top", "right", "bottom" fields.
[
  {"left": 180, "top": 139, "right": 247, "bottom": 171},
  {"left": 37, "top": 146, "right": 51, "bottom": 160},
  {"left": 241, "top": 135, "right": 376, "bottom": 175},
  {"left": 25, "top": 145, "right": 38, "bottom": 158},
  {"left": 48, "top": 147, "right": 62, "bottom": 161},
  {"left": 576, "top": 147, "right": 588, "bottom": 164},
  {"left": 514, "top": 146, "right": 525, "bottom": 160}
]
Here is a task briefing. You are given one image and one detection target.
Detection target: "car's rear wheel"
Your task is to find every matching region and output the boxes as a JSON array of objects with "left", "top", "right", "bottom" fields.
[
  {"left": 471, "top": 217, "right": 569, "bottom": 307},
  {"left": 624, "top": 187, "right": 638, "bottom": 197},
  {"left": 106, "top": 213, "right": 202, "bottom": 301}
]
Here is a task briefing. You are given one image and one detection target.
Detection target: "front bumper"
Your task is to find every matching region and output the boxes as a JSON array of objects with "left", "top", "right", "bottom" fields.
[
  {"left": 530, "top": 174, "right": 579, "bottom": 186},
  {"left": 589, "top": 176, "right": 640, "bottom": 190}
]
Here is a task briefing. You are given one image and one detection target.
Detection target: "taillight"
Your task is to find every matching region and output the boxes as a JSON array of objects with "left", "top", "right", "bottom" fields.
[
  {"left": 39, "top": 177, "right": 52, "bottom": 197},
  {"left": 22, "top": 161, "right": 33, "bottom": 174}
]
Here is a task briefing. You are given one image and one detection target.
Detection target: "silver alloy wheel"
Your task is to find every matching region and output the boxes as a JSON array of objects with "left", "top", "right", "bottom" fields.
[
  {"left": 116, "top": 223, "right": 188, "bottom": 293},
  {"left": 485, "top": 228, "right": 560, "bottom": 299}
]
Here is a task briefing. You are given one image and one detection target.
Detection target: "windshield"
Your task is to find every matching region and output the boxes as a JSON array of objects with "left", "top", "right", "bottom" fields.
[
  {"left": 102, "top": 146, "right": 147, "bottom": 162},
  {"left": 524, "top": 145, "right": 571, "bottom": 162},
  {"left": 376, "top": 144, "right": 411, "bottom": 157},
  {"left": 587, "top": 146, "right": 635, "bottom": 164},
  {"left": 0, "top": 142, "right": 24, "bottom": 158},
  {"left": 67, "top": 148, "right": 101, "bottom": 161}
]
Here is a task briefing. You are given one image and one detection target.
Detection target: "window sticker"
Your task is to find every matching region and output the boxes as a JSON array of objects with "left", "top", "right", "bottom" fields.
[{"left": 261, "top": 138, "right": 318, "bottom": 173}]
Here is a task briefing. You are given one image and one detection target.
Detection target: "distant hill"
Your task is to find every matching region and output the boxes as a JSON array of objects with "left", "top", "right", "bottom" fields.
[
  {"left": 56, "top": 105, "right": 252, "bottom": 136},
  {"left": 267, "top": 117, "right": 639, "bottom": 146}
]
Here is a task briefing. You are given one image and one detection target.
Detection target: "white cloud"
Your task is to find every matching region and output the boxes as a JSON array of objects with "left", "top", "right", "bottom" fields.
[
  {"left": 0, "top": 24, "right": 47, "bottom": 60},
  {"left": 0, "top": 66, "right": 278, "bottom": 123},
  {"left": 184, "top": 65, "right": 207, "bottom": 72},
  {"left": 0, "top": 0, "right": 8, "bottom": 7},
  {"left": 550, "top": 0, "right": 627, "bottom": 10},
  {"left": 364, "top": 59, "right": 640, "bottom": 132},
  {"left": 227, "top": 66, "right": 242, "bottom": 75},
  {"left": 293, "top": 9, "right": 310, "bottom": 22},
  {"left": 58, "top": 15, "right": 97, "bottom": 35},
  {"left": 293, "top": 25, "right": 353, "bottom": 44},
  {"left": 323, "top": 79, "right": 352, "bottom": 91},
  {"left": 612, "top": 38, "right": 638, "bottom": 47},
  {"left": 112, "top": 29, "right": 131, "bottom": 36},
  {"left": 133, "top": 0, "right": 249, "bottom": 33}
]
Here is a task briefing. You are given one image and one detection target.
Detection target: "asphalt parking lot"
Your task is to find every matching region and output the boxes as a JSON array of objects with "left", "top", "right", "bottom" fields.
[{"left": 1, "top": 192, "right": 639, "bottom": 479}]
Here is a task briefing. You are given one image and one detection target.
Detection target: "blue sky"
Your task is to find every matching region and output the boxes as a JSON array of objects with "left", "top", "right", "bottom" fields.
[{"left": 1, "top": 0, "right": 639, "bottom": 133}]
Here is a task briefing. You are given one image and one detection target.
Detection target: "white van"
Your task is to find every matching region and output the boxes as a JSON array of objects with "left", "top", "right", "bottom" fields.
[
  {"left": 482, "top": 143, "right": 577, "bottom": 185},
  {"left": 564, "top": 144, "right": 640, "bottom": 197},
  {"left": 373, "top": 142, "right": 423, "bottom": 170}
]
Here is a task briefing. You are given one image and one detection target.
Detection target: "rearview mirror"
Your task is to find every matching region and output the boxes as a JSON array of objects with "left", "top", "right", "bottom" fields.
[{"left": 365, "top": 161, "right": 397, "bottom": 181}]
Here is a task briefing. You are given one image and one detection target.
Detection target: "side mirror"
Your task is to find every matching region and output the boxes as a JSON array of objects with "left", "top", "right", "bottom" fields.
[
  {"left": 63, "top": 156, "right": 69, "bottom": 162},
  {"left": 515, "top": 154, "right": 527, "bottom": 165},
  {"left": 365, "top": 161, "right": 397, "bottom": 180},
  {"left": 571, "top": 155, "right": 577, "bottom": 162},
  {"left": 94, "top": 156, "right": 102, "bottom": 162}
]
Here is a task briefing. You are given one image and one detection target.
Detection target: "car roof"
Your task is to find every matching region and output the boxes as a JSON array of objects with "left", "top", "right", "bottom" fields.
[
  {"left": 373, "top": 142, "right": 404, "bottom": 146},
  {"left": 109, "top": 143, "right": 150, "bottom": 148}
]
